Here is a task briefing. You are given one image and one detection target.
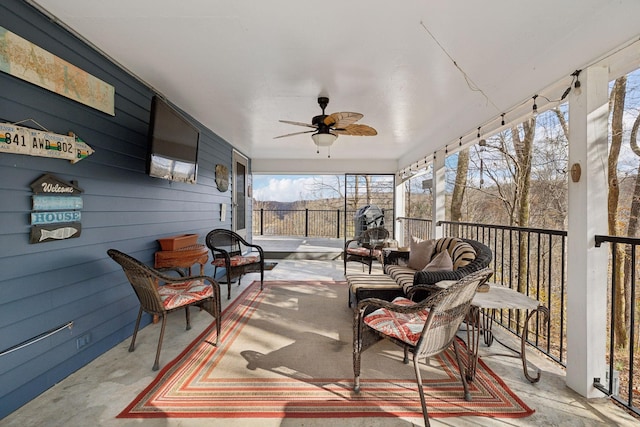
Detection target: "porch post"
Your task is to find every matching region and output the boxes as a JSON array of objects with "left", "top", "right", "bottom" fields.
[
  {"left": 432, "top": 151, "right": 446, "bottom": 239},
  {"left": 566, "top": 65, "right": 609, "bottom": 397},
  {"left": 395, "top": 177, "right": 405, "bottom": 245}
]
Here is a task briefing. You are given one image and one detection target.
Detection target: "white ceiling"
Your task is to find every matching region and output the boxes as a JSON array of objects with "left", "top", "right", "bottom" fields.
[{"left": 31, "top": 0, "right": 640, "bottom": 174}]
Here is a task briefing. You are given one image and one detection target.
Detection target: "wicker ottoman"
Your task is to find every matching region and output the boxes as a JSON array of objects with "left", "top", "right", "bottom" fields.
[{"left": 346, "top": 273, "right": 403, "bottom": 308}]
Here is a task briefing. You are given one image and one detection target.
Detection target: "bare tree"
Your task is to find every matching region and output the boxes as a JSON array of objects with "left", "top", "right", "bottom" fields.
[
  {"left": 473, "top": 131, "right": 520, "bottom": 225},
  {"left": 307, "top": 175, "right": 344, "bottom": 209},
  {"left": 450, "top": 148, "right": 470, "bottom": 237},
  {"left": 609, "top": 76, "right": 627, "bottom": 348},
  {"left": 513, "top": 119, "right": 536, "bottom": 294},
  {"left": 365, "top": 175, "right": 372, "bottom": 205},
  {"left": 623, "top": 97, "right": 640, "bottom": 340}
]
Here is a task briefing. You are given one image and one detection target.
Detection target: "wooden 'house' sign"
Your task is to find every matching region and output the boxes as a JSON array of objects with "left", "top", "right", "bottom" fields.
[{"left": 29, "top": 173, "right": 83, "bottom": 243}]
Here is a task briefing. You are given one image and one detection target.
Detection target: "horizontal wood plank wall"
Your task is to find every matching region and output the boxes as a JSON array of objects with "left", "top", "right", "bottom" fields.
[{"left": 0, "top": 1, "right": 238, "bottom": 417}]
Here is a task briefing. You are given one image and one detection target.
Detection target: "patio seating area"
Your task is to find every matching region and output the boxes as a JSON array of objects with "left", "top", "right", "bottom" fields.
[
  {"left": 3, "top": 244, "right": 638, "bottom": 426},
  {"left": 4, "top": 1, "right": 640, "bottom": 422}
]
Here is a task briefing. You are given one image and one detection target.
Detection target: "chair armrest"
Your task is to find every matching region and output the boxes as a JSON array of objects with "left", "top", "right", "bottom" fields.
[
  {"left": 357, "top": 295, "right": 433, "bottom": 314},
  {"left": 155, "top": 267, "right": 188, "bottom": 277},
  {"left": 409, "top": 270, "right": 471, "bottom": 299},
  {"left": 344, "top": 238, "right": 358, "bottom": 250},
  {"left": 244, "top": 242, "right": 264, "bottom": 259},
  {"left": 210, "top": 247, "right": 232, "bottom": 263},
  {"left": 413, "top": 269, "right": 469, "bottom": 286},
  {"left": 235, "top": 235, "right": 264, "bottom": 259},
  {"left": 152, "top": 268, "right": 219, "bottom": 288}
]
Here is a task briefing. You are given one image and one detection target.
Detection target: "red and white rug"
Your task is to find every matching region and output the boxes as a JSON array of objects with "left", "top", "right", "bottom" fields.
[{"left": 118, "top": 280, "right": 534, "bottom": 421}]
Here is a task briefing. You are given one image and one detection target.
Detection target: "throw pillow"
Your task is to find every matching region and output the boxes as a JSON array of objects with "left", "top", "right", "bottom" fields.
[
  {"left": 422, "top": 249, "right": 454, "bottom": 272},
  {"left": 451, "top": 241, "right": 477, "bottom": 270},
  {"left": 435, "top": 236, "right": 461, "bottom": 256},
  {"left": 408, "top": 237, "right": 435, "bottom": 270}
]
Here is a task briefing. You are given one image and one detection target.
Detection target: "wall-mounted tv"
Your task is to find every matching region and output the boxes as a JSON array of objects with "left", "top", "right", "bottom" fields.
[{"left": 147, "top": 95, "right": 200, "bottom": 184}]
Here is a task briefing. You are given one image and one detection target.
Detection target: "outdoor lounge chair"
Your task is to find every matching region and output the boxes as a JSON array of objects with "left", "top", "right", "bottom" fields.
[
  {"left": 107, "top": 249, "right": 221, "bottom": 371},
  {"left": 353, "top": 267, "right": 493, "bottom": 426},
  {"left": 344, "top": 226, "right": 389, "bottom": 274},
  {"left": 205, "top": 229, "right": 264, "bottom": 299}
]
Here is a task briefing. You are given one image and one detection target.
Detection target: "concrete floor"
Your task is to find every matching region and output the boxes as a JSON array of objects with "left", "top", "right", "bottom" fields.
[{"left": 3, "top": 258, "right": 639, "bottom": 427}]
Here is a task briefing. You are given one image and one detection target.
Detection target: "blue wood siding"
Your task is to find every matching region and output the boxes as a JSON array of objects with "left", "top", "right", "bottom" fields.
[{"left": 0, "top": 1, "right": 244, "bottom": 418}]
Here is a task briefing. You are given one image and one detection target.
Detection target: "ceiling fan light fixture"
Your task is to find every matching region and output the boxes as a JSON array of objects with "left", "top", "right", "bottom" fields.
[
  {"left": 311, "top": 132, "right": 337, "bottom": 147},
  {"left": 275, "top": 97, "right": 376, "bottom": 156}
]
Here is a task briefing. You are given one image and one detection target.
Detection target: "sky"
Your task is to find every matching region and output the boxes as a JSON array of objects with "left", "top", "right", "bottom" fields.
[
  {"left": 253, "top": 175, "right": 327, "bottom": 202},
  {"left": 252, "top": 174, "right": 402, "bottom": 202}
]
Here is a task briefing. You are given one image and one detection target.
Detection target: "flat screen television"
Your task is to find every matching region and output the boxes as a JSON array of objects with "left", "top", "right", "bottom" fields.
[{"left": 147, "top": 95, "right": 200, "bottom": 184}]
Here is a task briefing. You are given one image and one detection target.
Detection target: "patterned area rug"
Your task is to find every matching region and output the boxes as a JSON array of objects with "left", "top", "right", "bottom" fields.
[{"left": 118, "top": 280, "right": 534, "bottom": 420}]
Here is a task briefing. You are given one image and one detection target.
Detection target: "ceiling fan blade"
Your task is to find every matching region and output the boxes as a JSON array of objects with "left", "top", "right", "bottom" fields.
[
  {"left": 324, "top": 112, "right": 363, "bottom": 128},
  {"left": 273, "top": 129, "right": 316, "bottom": 139},
  {"left": 279, "top": 120, "right": 317, "bottom": 129},
  {"left": 333, "top": 124, "right": 378, "bottom": 136}
]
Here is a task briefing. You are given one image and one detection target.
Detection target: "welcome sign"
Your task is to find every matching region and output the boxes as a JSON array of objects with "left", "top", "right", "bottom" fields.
[{"left": 29, "top": 173, "right": 83, "bottom": 243}]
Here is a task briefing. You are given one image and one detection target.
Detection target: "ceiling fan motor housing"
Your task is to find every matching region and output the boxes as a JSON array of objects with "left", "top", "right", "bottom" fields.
[{"left": 312, "top": 114, "right": 330, "bottom": 131}]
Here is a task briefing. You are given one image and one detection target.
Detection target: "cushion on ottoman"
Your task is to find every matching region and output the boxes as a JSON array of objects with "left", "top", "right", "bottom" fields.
[
  {"left": 347, "top": 273, "right": 401, "bottom": 292},
  {"left": 346, "top": 273, "right": 403, "bottom": 307}
]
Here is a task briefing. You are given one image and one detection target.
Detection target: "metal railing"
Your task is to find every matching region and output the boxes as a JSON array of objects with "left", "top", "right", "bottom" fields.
[
  {"left": 594, "top": 235, "right": 640, "bottom": 416},
  {"left": 253, "top": 208, "right": 391, "bottom": 239},
  {"left": 254, "top": 208, "right": 345, "bottom": 238},
  {"left": 395, "top": 219, "right": 568, "bottom": 368},
  {"left": 396, "top": 216, "right": 433, "bottom": 243}
]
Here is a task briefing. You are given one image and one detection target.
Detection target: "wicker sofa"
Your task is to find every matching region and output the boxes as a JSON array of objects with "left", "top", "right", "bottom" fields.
[
  {"left": 347, "top": 237, "right": 492, "bottom": 306},
  {"left": 387, "top": 237, "right": 492, "bottom": 299}
]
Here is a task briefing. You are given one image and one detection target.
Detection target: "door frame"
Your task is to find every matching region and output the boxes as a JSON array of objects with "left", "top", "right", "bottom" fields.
[{"left": 232, "top": 150, "right": 249, "bottom": 238}]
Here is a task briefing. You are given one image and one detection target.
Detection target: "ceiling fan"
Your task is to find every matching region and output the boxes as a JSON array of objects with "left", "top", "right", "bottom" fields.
[{"left": 274, "top": 97, "right": 377, "bottom": 157}]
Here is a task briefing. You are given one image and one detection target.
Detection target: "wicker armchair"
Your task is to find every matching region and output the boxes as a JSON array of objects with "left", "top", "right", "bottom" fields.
[
  {"left": 344, "top": 227, "right": 390, "bottom": 274},
  {"left": 353, "top": 268, "right": 493, "bottom": 427},
  {"left": 107, "top": 249, "right": 221, "bottom": 371},
  {"left": 205, "top": 229, "right": 264, "bottom": 299}
]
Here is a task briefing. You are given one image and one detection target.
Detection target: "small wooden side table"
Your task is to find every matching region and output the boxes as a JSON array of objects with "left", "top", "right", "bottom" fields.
[
  {"left": 154, "top": 244, "right": 209, "bottom": 276},
  {"left": 382, "top": 248, "right": 410, "bottom": 266}
]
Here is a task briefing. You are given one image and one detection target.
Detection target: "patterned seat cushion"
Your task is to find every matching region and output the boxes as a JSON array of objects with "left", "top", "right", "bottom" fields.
[
  {"left": 212, "top": 255, "right": 260, "bottom": 268},
  {"left": 346, "top": 247, "right": 383, "bottom": 258},
  {"left": 363, "top": 297, "right": 428, "bottom": 345},
  {"left": 158, "top": 279, "right": 214, "bottom": 310}
]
